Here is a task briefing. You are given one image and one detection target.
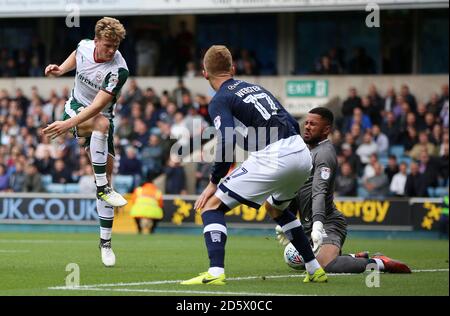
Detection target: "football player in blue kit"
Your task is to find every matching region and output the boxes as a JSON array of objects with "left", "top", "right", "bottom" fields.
[{"left": 181, "top": 45, "right": 327, "bottom": 285}]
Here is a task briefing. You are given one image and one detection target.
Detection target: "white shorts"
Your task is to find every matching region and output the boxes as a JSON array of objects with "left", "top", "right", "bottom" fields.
[{"left": 215, "top": 135, "right": 312, "bottom": 210}]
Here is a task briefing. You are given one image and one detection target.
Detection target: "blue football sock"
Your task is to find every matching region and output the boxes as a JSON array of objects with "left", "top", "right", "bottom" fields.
[
  {"left": 274, "top": 211, "right": 315, "bottom": 263},
  {"left": 202, "top": 210, "right": 228, "bottom": 269}
]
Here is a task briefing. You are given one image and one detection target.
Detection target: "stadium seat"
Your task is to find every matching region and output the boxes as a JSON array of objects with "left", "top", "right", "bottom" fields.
[
  {"left": 434, "top": 187, "right": 449, "bottom": 197},
  {"left": 46, "top": 183, "right": 66, "bottom": 193},
  {"left": 390, "top": 146, "right": 405, "bottom": 159},
  {"left": 379, "top": 157, "right": 389, "bottom": 167},
  {"left": 357, "top": 187, "right": 369, "bottom": 198},
  {"left": 41, "top": 175, "right": 52, "bottom": 186},
  {"left": 113, "top": 175, "right": 134, "bottom": 194},
  {"left": 64, "top": 183, "right": 80, "bottom": 193},
  {"left": 398, "top": 157, "right": 412, "bottom": 166}
]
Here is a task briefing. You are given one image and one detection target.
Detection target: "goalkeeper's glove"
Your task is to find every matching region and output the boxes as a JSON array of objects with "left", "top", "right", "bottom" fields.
[
  {"left": 311, "top": 221, "right": 327, "bottom": 253},
  {"left": 275, "top": 225, "right": 290, "bottom": 246}
]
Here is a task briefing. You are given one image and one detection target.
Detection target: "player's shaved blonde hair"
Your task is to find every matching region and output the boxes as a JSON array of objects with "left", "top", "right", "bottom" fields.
[
  {"left": 95, "top": 17, "right": 126, "bottom": 43},
  {"left": 203, "top": 45, "right": 233, "bottom": 77}
]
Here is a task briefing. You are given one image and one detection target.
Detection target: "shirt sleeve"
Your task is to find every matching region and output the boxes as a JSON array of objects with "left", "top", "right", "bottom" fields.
[
  {"left": 208, "top": 95, "right": 235, "bottom": 185},
  {"left": 311, "top": 148, "right": 336, "bottom": 223},
  {"left": 101, "top": 67, "right": 129, "bottom": 96}
]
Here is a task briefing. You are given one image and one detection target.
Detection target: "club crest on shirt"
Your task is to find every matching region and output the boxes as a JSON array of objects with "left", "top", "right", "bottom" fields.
[
  {"left": 320, "top": 167, "right": 331, "bottom": 180},
  {"left": 214, "top": 116, "right": 221, "bottom": 130},
  {"left": 95, "top": 71, "right": 103, "bottom": 83}
]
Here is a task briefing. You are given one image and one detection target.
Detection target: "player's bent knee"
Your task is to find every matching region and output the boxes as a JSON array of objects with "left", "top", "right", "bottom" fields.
[
  {"left": 94, "top": 115, "right": 110, "bottom": 134},
  {"left": 201, "top": 196, "right": 225, "bottom": 214},
  {"left": 264, "top": 202, "right": 284, "bottom": 219},
  {"left": 316, "top": 244, "right": 341, "bottom": 267}
]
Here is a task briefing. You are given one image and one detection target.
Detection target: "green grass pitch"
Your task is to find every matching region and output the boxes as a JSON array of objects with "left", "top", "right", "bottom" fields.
[{"left": 0, "top": 232, "right": 448, "bottom": 296}]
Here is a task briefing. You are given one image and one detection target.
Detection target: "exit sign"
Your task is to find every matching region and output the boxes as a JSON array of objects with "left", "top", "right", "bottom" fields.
[{"left": 286, "top": 80, "right": 328, "bottom": 98}]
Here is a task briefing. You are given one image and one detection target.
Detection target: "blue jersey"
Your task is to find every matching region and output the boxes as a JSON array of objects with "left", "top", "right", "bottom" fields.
[{"left": 208, "top": 78, "right": 301, "bottom": 184}]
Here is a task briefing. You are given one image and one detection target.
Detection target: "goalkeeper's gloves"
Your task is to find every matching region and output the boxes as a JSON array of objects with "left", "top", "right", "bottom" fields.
[
  {"left": 311, "top": 221, "right": 327, "bottom": 253},
  {"left": 275, "top": 225, "right": 290, "bottom": 246}
]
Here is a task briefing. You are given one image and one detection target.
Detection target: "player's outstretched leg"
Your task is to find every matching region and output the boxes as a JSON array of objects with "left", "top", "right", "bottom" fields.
[
  {"left": 372, "top": 253, "right": 411, "bottom": 273},
  {"left": 97, "top": 199, "right": 116, "bottom": 267},
  {"left": 90, "top": 124, "right": 127, "bottom": 207},
  {"left": 274, "top": 210, "right": 327, "bottom": 283},
  {"left": 181, "top": 210, "right": 227, "bottom": 285}
]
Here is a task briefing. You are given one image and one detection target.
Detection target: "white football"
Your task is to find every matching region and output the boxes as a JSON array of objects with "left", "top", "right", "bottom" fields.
[{"left": 283, "top": 243, "right": 305, "bottom": 270}]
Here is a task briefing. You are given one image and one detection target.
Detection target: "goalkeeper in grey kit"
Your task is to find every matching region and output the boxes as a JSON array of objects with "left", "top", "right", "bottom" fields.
[{"left": 277, "top": 107, "right": 411, "bottom": 273}]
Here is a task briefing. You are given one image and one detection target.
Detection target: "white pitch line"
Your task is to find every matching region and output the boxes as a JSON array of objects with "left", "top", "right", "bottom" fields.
[
  {"left": 49, "top": 286, "right": 313, "bottom": 296},
  {"left": 0, "top": 250, "right": 30, "bottom": 253},
  {"left": 48, "top": 268, "right": 449, "bottom": 291},
  {"left": 0, "top": 240, "right": 91, "bottom": 244}
]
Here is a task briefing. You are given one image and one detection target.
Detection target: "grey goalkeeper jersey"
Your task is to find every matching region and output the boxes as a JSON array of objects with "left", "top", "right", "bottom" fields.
[{"left": 289, "top": 139, "right": 343, "bottom": 233}]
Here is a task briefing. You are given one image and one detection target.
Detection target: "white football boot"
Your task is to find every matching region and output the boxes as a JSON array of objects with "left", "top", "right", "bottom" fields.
[
  {"left": 97, "top": 186, "right": 128, "bottom": 207},
  {"left": 99, "top": 240, "right": 116, "bottom": 267}
]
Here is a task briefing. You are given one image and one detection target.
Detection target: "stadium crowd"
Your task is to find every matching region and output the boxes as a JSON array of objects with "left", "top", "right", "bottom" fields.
[{"left": 0, "top": 80, "right": 448, "bottom": 198}]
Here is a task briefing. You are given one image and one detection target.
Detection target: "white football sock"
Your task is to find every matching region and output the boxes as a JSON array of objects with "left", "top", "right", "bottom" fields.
[
  {"left": 90, "top": 131, "right": 108, "bottom": 187},
  {"left": 208, "top": 267, "right": 225, "bottom": 277},
  {"left": 305, "top": 258, "right": 322, "bottom": 275}
]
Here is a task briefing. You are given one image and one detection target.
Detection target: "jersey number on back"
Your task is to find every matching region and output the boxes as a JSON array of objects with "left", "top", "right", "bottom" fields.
[{"left": 243, "top": 93, "right": 278, "bottom": 120}]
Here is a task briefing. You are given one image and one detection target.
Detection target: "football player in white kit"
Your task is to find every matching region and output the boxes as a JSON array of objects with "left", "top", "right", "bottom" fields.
[
  {"left": 181, "top": 45, "right": 327, "bottom": 285},
  {"left": 43, "top": 17, "right": 129, "bottom": 267}
]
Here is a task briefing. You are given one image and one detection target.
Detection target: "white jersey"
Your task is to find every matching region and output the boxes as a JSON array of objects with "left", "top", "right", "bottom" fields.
[{"left": 71, "top": 39, "right": 129, "bottom": 118}]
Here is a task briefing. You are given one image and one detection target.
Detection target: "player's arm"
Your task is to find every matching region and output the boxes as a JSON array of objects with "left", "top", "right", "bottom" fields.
[
  {"left": 194, "top": 96, "right": 234, "bottom": 210},
  {"left": 310, "top": 149, "right": 336, "bottom": 251},
  {"left": 45, "top": 50, "right": 76, "bottom": 77},
  {"left": 209, "top": 96, "right": 235, "bottom": 185},
  {"left": 43, "top": 90, "right": 113, "bottom": 139}
]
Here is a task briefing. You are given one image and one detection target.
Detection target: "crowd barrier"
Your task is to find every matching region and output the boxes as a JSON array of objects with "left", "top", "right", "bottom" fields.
[{"left": 0, "top": 193, "right": 445, "bottom": 232}]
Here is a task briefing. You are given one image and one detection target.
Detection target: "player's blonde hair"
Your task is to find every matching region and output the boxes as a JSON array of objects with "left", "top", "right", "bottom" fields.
[
  {"left": 203, "top": 45, "right": 233, "bottom": 77},
  {"left": 95, "top": 17, "right": 126, "bottom": 43}
]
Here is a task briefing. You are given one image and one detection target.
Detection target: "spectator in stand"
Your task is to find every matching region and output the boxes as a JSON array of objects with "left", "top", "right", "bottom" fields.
[
  {"left": 385, "top": 155, "right": 400, "bottom": 183},
  {"left": 172, "top": 79, "right": 190, "bottom": 109},
  {"left": 130, "top": 118, "right": 149, "bottom": 150},
  {"left": 364, "top": 163, "right": 389, "bottom": 198},
  {"left": 438, "top": 142, "right": 449, "bottom": 185},
  {"left": 349, "top": 124, "right": 363, "bottom": 147},
  {"left": 367, "top": 84, "right": 384, "bottom": 115},
  {"left": 403, "top": 112, "right": 418, "bottom": 134},
  {"left": 371, "top": 124, "right": 389, "bottom": 155},
  {"left": 427, "top": 93, "right": 443, "bottom": 116},
  {"left": 314, "top": 55, "right": 339, "bottom": 74},
  {"left": 51, "top": 159, "right": 73, "bottom": 184},
  {"left": 78, "top": 165, "right": 97, "bottom": 194},
  {"left": 0, "top": 164, "right": 9, "bottom": 191},
  {"left": 440, "top": 100, "right": 449, "bottom": 128},
  {"left": 341, "top": 143, "right": 362, "bottom": 177},
  {"left": 184, "top": 61, "right": 199, "bottom": 79},
  {"left": 362, "top": 153, "right": 378, "bottom": 182},
  {"left": 361, "top": 96, "right": 382, "bottom": 126},
  {"left": 440, "top": 84, "right": 449, "bottom": 105},
  {"left": 164, "top": 154, "right": 186, "bottom": 195},
  {"left": 123, "top": 79, "right": 143, "bottom": 106},
  {"left": 141, "top": 134, "right": 164, "bottom": 180},
  {"left": 405, "top": 161, "right": 428, "bottom": 197},
  {"left": 390, "top": 162, "right": 408, "bottom": 197},
  {"left": 356, "top": 132, "right": 378, "bottom": 166},
  {"left": 335, "top": 162, "right": 357, "bottom": 197},
  {"left": 196, "top": 162, "right": 213, "bottom": 194},
  {"left": 9, "top": 161, "right": 26, "bottom": 192},
  {"left": 400, "top": 84, "right": 417, "bottom": 113},
  {"left": 347, "top": 107, "right": 372, "bottom": 134},
  {"left": 381, "top": 111, "right": 400, "bottom": 145},
  {"left": 408, "top": 131, "right": 437, "bottom": 160},
  {"left": 341, "top": 87, "right": 362, "bottom": 130},
  {"left": 383, "top": 86, "right": 396, "bottom": 115},
  {"left": 416, "top": 103, "right": 428, "bottom": 131},
  {"left": 403, "top": 127, "right": 418, "bottom": 153},
  {"left": 424, "top": 112, "right": 437, "bottom": 134},
  {"left": 22, "top": 163, "right": 44, "bottom": 192},
  {"left": 175, "top": 20, "right": 194, "bottom": 77},
  {"left": 430, "top": 124, "right": 443, "bottom": 146},
  {"left": 418, "top": 150, "right": 439, "bottom": 189},
  {"left": 119, "top": 146, "right": 143, "bottom": 179},
  {"left": 35, "top": 148, "right": 55, "bottom": 174},
  {"left": 348, "top": 47, "right": 376, "bottom": 74}
]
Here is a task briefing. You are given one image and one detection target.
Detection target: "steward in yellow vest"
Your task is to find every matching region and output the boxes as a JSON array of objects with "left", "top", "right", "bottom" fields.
[{"left": 130, "top": 182, "right": 164, "bottom": 234}]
